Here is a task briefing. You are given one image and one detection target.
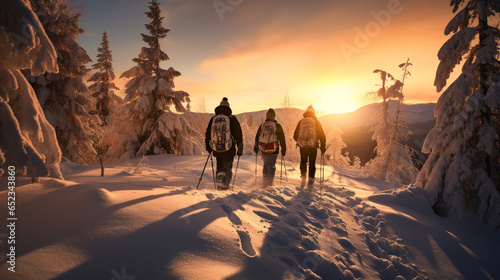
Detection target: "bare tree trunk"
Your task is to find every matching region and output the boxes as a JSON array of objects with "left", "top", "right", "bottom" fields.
[{"left": 100, "top": 156, "right": 104, "bottom": 177}]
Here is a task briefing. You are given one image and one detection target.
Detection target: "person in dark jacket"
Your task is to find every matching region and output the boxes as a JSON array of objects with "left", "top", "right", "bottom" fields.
[
  {"left": 293, "top": 105, "right": 326, "bottom": 187},
  {"left": 253, "top": 108, "right": 286, "bottom": 187},
  {"left": 205, "top": 97, "right": 243, "bottom": 190}
]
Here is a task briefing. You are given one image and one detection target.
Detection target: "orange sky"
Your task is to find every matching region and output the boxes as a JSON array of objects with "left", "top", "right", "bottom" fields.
[
  {"left": 78, "top": 0, "right": 457, "bottom": 115},
  {"left": 175, "top": 0, "right": 454, "bottom": 114}
]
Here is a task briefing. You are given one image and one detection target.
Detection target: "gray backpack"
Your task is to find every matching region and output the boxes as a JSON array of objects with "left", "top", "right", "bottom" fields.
[
  {"left": 297, "top": 117, "right": 317, "bottom": 148},
  {"left": 210, "top": 115, "right": 233, "bottom": 152}
]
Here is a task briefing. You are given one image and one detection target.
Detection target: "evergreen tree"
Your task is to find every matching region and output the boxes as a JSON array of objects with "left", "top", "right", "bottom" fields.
[
  {"left": 326, "top": 127, "right": 350, "bottom": 168},
  {"left": 417, "top": 0, "right": 500, "bottom": 228},
  {"left": 0, "top": 0, "right": 62, "bottom": 179},
  {"left": 105, "top": 0, "right": 200, "bottom": 160},
  {"left": 362, "top": 65, "right": 418, "bottom": 185},
  {"left": 25, "top": 0, "right": 99, "bottom": 164},
  {"left": 88, "top": 31, "right": 120, "bottom": 126}
]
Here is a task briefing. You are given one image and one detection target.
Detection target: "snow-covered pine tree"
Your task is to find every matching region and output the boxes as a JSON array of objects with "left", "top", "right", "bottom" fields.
[
  {"left": 88, "top": 31, "right": 120, "bottom": 126},
  {"left": 325, "top": 126, "right": 350, "bottom": 168},
  {"left": 385, "top": 60, "right": 418, "bottom": 184},
  {"left": 417, "top": 0, "right": 500, "bottom": 228},
  {"left": 362, "top": 66, "right": 418, "bottom": 185},
  {"left": 0, "top": 0, "right": 63, "bottom": 179},
  {"left": 25, "top": 0, "right": 99, "bottom": 164},
  {"left": 105, "top": 0, "right": 201, "bottom": 160}
]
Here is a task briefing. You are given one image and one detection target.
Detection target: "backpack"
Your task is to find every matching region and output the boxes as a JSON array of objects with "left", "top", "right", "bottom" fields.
[
  {"left": 258, "top": 121, "right": 278, "bottom": 153},
  {"left": 210, "top": 114, "right": 233, "bottom": 152},
  {"left": 297, "top": 117, "right": 317, "bottom": 148}
]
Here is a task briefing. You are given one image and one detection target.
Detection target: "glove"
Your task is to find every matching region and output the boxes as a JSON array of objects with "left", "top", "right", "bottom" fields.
[
  {"left": 206, "top": 143, "right": 212, "bottom": 153},
  {"left": 253, "top": 145, "right": 259, "bottom": 154},
  {"left": 281, "top": 149, "right": 286, "bottom": 157},
  {"left": 237, "top": 143, "right": 243, "bottom": 156},
  {"left": 320, "top": 147, "right": 326, "bottom": 155}
]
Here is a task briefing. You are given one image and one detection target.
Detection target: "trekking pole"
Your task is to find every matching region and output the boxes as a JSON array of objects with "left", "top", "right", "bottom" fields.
[
  {"left": 321, "top": 154, "right": 325, "bottom": 188},
  {"left": 196, "top": 151, "right": 212, "bottom": 189},
  {"left": 254, "top": 154, "right": 258, "bottom": 185},
  {"left": 232, "top": 155, "right": 241, "bottom": 191},
  {"left": 280, "top": 155, "right": 283, "bottom": 184},
  {"left": 283, "top": 155, "right": 288, "bottom": 182},
  {"left": 210, "top": 153, "right": 216, "bottom": 189}
]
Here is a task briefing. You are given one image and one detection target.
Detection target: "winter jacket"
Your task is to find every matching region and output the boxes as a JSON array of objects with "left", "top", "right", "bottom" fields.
[
  {"left": 205, "top": 105, "right": 243, "bottom": 158},
  {"left": 293, "top": 111, "right": 326, "bottom": 151},
  {"left": 254, "top": 119, "right": 287, "bottom": 155}
]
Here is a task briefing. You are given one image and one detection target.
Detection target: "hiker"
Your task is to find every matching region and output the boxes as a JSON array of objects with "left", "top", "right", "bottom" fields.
[
  {"left": 205, "top": 97, "right": 243, "bottom": 190},
  {"left": 253, "top": 108, "right": 286, "bottom": 187},
  {"left": 293, "top": 105, "right": 326, "bottom": 187}
]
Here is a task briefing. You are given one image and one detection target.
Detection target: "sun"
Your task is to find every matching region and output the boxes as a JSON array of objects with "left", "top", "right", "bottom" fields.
[{"left": 312, "top": 83, "right": 360, "bottom": 115}]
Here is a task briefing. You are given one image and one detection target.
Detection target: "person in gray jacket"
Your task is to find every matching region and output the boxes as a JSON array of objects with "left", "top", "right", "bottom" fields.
[{"left": 254, "top": 108, "right": 286, "bottom": 187}]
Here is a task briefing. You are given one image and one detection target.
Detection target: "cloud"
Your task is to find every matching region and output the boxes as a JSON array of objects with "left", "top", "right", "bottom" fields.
[{"left": 154, "top": 0, "right": 456, "bottom": 113}]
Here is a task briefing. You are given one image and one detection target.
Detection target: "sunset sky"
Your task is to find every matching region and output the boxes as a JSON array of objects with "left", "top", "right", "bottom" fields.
[{"left": 73, "top": 0, "right": 455, "bottom": 114}]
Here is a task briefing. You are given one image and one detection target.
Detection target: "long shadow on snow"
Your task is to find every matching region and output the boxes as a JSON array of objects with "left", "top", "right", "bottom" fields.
[
  {"left": 51, "top": 193, "right": 256, "bottom": 280},
  {"left": 0, "top": 182, "right": 189, "bottom": 264},
  {"left": 368, "top": 194, "right": 500, "bottom": 280}
]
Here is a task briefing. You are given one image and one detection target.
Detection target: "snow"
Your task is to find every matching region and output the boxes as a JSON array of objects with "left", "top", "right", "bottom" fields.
[
  {"left": 25, "top": 0, "right": 99, "bottom": 165},
  {"left": 0, "top": 0, "right": 62, "bottom": 179},
  {"left": 1, "top": 154, "right": 498, "bottom": 280},
  {"left": 421, "top": 0, "right": 500, "bottom": 229}
]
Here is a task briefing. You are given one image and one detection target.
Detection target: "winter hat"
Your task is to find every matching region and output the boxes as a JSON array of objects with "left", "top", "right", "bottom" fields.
[
  {"left": 220, "top": 97, "right": 230, "bottom": 107},
  {"left": 266, "top": 108, "right": 276, "bottom": 119},
  {"left": 305, "top": 105, "right": 315, "bottom": 115}
]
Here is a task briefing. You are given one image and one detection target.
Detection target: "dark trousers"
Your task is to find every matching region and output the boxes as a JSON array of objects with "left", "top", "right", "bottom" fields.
[
  {"left": 216, "top": 156, "right": 233, "bottom": 186},
  {"left": 262, "top": 154, "right": 278, "bottom": 186},
  {"left": 300, "top": 147, "right": 317, "bottom": 179}
]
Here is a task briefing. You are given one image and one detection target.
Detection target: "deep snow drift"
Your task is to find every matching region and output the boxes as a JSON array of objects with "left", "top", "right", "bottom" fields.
[{"left": 0, "top": 154, "right": 498, "bottom": 280}]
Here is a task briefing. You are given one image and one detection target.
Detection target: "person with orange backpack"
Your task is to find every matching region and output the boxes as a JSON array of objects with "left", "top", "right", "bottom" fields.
[
  {"left": 205, "top": 97, "right": 243, "bottom": 190},
  {"left": 253, "top": 108, "right": 286, "bottom": 187},
  {"left": 293, "top": 105, "right": 326, "bottom": 187}
]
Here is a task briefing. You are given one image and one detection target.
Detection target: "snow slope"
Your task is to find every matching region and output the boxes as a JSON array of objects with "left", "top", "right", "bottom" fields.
[{"left": 0, "top": 154, "right": 498, "bottom": 280}]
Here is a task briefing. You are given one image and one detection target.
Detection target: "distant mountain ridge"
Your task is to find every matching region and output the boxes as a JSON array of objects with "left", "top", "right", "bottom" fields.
[
  {"left": 188, "top": 101, "right": 436, "bottom": 129},
  {"left": 318, "top": 101, "right": 436, "bottom": 129}
]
